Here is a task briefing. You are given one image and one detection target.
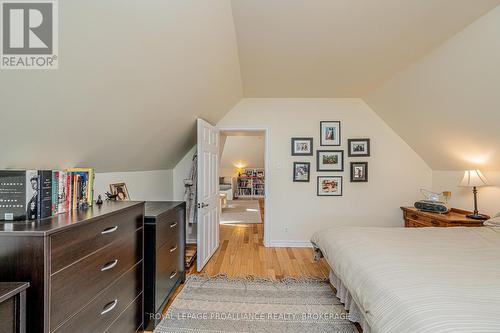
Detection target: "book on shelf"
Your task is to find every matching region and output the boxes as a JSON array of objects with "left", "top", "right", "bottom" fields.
[{"left": 0, "top": 167, "right": 95, "bottom": 221}]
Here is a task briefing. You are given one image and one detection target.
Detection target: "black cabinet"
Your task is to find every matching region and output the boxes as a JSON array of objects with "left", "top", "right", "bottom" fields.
[{"left": 144, "top": 201, "right": 186, "bottom": 330}]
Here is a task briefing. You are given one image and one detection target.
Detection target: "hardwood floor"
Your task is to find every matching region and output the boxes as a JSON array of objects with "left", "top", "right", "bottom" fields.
[
  {"left": 147, "top": 199, "right": 331, "bottom": 332},
  {"left": 196, "top": 198, "right": 329, "bottom": 279}
]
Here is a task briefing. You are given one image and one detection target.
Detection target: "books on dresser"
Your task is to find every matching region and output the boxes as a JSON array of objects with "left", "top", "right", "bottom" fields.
[{"left": 0, "top": 168, "right": 95, "bottom": 221}]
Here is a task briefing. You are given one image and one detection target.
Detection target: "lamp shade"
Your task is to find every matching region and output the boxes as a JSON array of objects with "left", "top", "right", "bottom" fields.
[{"left": 459, "top": 170, "right": 489, "bottom": 187}]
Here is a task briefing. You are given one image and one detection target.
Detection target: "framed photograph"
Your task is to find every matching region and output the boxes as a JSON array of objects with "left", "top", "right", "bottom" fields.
[
  {"left": 291, "top": 137, "right": 313, "bottom": 156},
  {"left": 293, "top": 162, "right": 310, "bottom": 182},
  {"left": 317, "top": 176, "right": 343, "bottom": 196},
  {"left": 320, "top": 121, "right": 341, "bottom": 146},
  {"left": 348, "top": 138, "right": 370, "bottom": 157},
  {"left": 350, "top": 162, "right": 368, "bottom": 182},
  {"left": 317, "top": 150, "right": 344, "bottom": 172},
  {"left": 109, "top": 182, "right": 130, "bottom": 201}
]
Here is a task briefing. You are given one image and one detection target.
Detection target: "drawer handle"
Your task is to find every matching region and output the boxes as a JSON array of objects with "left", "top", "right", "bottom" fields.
[
  {"left": 170, "top": 270, "right": 178, "bottom": 279},
  {"left": 169, "top": 245, "right": 178, "bottom": 253},
  {"left": 101, "top": 259, "right": 118, "bottom": 272},
  {"left": 100, "top": 299, "right": 118, "bottom": 315},
  {"left": 101, "top": 226, "right": 118, "bottom": 234},
  {"left": 170, "top": 222, "right": 178, "bottom": 228}
]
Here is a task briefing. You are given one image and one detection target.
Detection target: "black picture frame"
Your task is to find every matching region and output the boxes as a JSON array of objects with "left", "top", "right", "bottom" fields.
[
  {"left": 291, "top": 137, "right": 313, "bottom": 156},
  {"left": 316, "top": 150, "right": 344, "bottom": 172},
  {"left": 293, "top": 162, "right": 311, "bottom": 182},
  {"left": 320, "top": 121, "right": 341, "bottom": 146},
  {"left": 350, "top": 162, "right": 368, "bottom": 182},
  {"left": 348, "top": 138, "right": 370, "bottom": 157},
  {"left": 317, "top": 176, "right": 343, "bottom": 196}
]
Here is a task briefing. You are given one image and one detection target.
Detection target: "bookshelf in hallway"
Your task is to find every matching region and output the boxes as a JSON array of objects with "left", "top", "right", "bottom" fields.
[{"left": 236, "top": 168, "right": 265, "bottom": 199}]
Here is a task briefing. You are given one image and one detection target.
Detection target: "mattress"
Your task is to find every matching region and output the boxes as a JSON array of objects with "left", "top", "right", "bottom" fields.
[{"left": 311, "top": 226, "right": 500, "bottom": 333}]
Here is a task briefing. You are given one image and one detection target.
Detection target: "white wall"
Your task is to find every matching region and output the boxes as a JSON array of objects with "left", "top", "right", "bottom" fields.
[
  {"left": 432, "top": 171, "right": 500, "bottom": 216},
  {"left": 94, "top": 170, "right": 173, "bottom": 201},
  {"left": 217, "top": 99, "right": 432, "bottom": 245}
]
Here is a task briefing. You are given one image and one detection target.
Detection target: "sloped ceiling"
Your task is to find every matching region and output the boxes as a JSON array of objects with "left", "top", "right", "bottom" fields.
[
  {"left": 231, "top": 0, "right": 500, "bottom": 97},
  {"left": 2, "top": 1, "right": 500, "bottom": 172},
  {"left": 0, "top": 0, "right": 242, "bottom": 172},
  {"left": 364, "top": 5, "right": 500, "bottom": 171},
  {"left": 220, "top": 135, "right": 265, "bottom": 170}
]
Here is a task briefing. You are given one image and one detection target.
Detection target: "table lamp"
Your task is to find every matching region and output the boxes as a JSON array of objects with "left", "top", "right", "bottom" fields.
[{"left": 459, "top": 170, "right": 489, "bottom": 220}]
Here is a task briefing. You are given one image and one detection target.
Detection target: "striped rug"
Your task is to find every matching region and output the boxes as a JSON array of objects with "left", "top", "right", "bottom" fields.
[{"left": 154, "top": 275, "right": 357, "bottom": 333}]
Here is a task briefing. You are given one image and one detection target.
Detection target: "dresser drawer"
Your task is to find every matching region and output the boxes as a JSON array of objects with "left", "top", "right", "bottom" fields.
[
  {"left": 155, "top": 238, "right": 183, "bottom": 311},
  {"left": 51, "top": 205, "right": 143, "bottom": 274},
  {"left": 53, "top": 262, "right": 142, "bottom": 333},
  {"left": 104, "top": 294, "right": 142, "bottom": 333},
  {"left": 155, "top": 208, "right": 182, "bottom": 250},
  {"left": 50, "top": 229, "right": 142, "bottom": 330}
]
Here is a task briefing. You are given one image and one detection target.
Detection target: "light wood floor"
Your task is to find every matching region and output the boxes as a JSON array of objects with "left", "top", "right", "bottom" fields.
[
  {"left": 195, "top": 198, "right": 330, "bottom": 279},
  {"left": 148, "top": 199, "right": 333, "bottom": 332}
]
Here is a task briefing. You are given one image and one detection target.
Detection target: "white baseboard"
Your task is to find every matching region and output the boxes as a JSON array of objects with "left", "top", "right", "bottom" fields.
[{"left": 267, "top": 240, "right": 313, "bottom": 248}]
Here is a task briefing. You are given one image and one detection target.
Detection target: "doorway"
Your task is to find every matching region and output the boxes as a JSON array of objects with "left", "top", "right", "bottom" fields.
[{"left": 218, "top": 130, "right": 266, "bottom": 243}]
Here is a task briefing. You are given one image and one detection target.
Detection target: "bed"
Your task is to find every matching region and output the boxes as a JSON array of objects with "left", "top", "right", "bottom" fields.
[{"left": 311, "top": 225, "right": 500, "bottom": 333}]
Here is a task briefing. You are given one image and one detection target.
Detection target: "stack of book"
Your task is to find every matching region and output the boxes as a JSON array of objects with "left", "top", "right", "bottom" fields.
[{"left": 0, "top": 168, "right": 95, "bottom": 221}]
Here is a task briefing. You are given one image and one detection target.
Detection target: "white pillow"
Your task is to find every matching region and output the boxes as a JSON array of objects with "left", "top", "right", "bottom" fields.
[{"left": 484, "top": 215, "right": 500, "bottom": 227}]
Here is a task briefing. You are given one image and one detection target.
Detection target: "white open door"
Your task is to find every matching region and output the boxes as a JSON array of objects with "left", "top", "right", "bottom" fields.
[{"left": 196, "top": 118, "right": 220, "bottom": 271}]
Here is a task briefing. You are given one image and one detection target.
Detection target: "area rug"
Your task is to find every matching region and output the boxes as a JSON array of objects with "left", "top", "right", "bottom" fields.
[
  {"left": 154, "top": 275, "right": 357, "bottom": 333},
  {"left": 220, "top": 200, "right": 262, "bottom": 224}
]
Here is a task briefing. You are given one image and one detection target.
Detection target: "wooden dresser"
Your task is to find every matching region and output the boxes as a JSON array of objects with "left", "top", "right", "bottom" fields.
[
  {"left": 401, "top": 207, "right": 487, "bottom": 227},
  {"left": 144, "top": 201, "right": 186, "bottom": 330},
  {"left": 0, "top": 201, "right": 145, "bottom": 333},
  {"left": 0, "top": 282, "right": 29, "bottom": 333}
]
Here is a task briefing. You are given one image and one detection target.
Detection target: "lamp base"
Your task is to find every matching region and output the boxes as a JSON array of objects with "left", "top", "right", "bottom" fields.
[{"left": 466, "top": 213, "right": 489, "bottom": 220}]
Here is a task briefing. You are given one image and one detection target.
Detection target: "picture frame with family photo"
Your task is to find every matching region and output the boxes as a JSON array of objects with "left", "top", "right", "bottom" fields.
[
  {"left": 293, "top": 162, "right": 310, "bottom": 182},
  {"left": 320, "top": 121, "right": 341, "bottom": 146},
  {"left": 291, "top": 137, "right": 313, "bottom": 156},
  {"left": 348, "top": 138, "right": 370, "bottom": 157},
  {"left": 317, "top": 176, "right": 343, "bottom": 196},
  {"left": 316, "top": 150, "right": 344, "bottom": 172},
  {"left": 350, "top": 162, "right": 368, "bottom": 182}
]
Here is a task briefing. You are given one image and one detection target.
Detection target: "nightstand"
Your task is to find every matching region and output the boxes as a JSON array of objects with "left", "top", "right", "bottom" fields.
[{"left": 401, "top": 207, "right": 488, "bottom": 228}]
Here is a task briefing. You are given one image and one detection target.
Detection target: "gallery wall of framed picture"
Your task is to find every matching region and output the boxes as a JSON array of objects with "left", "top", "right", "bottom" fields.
[{"left": 291, "top": 120, "right": 372, "bottom": 197}]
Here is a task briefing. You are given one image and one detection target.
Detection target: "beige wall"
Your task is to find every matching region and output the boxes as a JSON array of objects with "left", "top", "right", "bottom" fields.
[
  {"left": 94, "top": 170, "right": 173, "bottom": 201},
  {"left": 220, "top": 136, "right": 265, "bottom": 177},
  {"left": 365, "top": 6, "right": 500, "bottom": 171},
  {"left": 0, "top": 0, "right": 242, "bottom": 172},
  {"left": 432, "top": 171, "right": 500, "bottom": 216},
  {"left": 217, "top": 99, "right": 432, "bottom": 245}
]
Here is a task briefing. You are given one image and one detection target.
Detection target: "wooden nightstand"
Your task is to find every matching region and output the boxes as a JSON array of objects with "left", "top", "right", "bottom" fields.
[{"left": 401, "top": 207, "right": 488, "bottom": 228}]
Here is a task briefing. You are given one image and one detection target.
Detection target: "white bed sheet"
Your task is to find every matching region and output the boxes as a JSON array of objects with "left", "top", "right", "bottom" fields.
[{"left": 311, "top": 226, "right": 500, "bottom": 333}]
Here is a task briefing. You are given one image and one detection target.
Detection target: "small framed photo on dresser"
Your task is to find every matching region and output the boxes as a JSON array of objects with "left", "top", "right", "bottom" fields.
[
  {"left": 350, "top": 162, "right": 368, "bottom": 182},
  {"left": 317, "top": 150, "right": 344, "bottom": 172},
  {"left": 317, "top": 176, "right": 343, "bottom": 196},
  {"left": 348, "top": 138, "right": 370, "bottom": 157},
  {"left": 291, "top": 137, "right": 313, "bottom": 156},
  {"left": 293, "top": 162, "right": 310, "bottom": 182},
  {"left": 320, "top": 121, "right": 341, "bottom": 146}
]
